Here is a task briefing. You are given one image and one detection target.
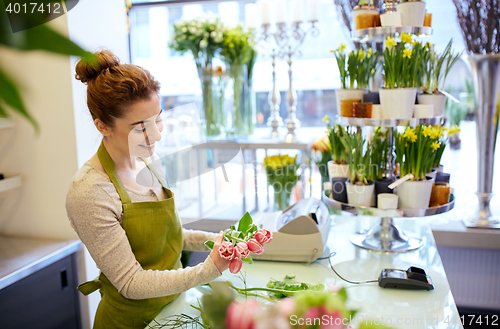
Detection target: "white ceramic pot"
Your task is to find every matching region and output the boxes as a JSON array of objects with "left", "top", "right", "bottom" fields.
[
  {"left": 378, "top": 193, "right": 399, "bottom": 210},
  {"left": 397, "top": 1, "right": 426, "bottom": 27},
  {"left": 371, "top": 104, "right": 382, "bottom": 119},
  {"left": 396, "top": 178, "right": 434, "bottom": 209},
  {"left": 417, "top": 93, "right": 447, "bottom": 117},
  {"left": 379, "top": 88, "right": 417, "bottom": 119},
  {"left": 328, "top": 161, "right": 350, "bottom": 179},
  {"left": 352, "top": 8, "right": 379, "bottom": 29},
  {"left": 413, "top": 104, "right": 434, "bottom": 118},
  {"left": 335, "top": 89, "right": 366, "bottom": 114},
  {"left": 346, "top": 181, "right": 375, "bottom": 208},
  {"left": 433, "top": 165, "right": 444, "bottom": 173},
  {"left": 380, "top": 11, "right": 402, "bottom": 27}
]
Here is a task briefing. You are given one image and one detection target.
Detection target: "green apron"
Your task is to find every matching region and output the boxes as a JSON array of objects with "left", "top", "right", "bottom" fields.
[{"left": 78, "top": 142, "right": 183, "bottom": 329}]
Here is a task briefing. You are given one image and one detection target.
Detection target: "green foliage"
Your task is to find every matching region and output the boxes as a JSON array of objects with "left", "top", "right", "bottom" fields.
[
  {"left": 340, "top": 130, "right": 371, "bottom": 184},
  {"left": 421, "top": 39, "right": 462, "bottom": 94},
  {"left": 266, "top": 275, "right": 325, "bottom": 299},
  {"left": 323, "top": 115, "right": 347, "bottom": 164},
  {"left": 0, "top": 0, "right": 94, "bottom": 132},
  {"left": 332, "top": 44, "right": 380, "bottom": 89},
  {"left": 383, "top": 34, "right": 424, "bottom": 89},
  {"left": 369, "top": 128, "right": 388, "bottom": 181},
  {"left": 200, "top": 282, "right": 235, "bottom": 329}
]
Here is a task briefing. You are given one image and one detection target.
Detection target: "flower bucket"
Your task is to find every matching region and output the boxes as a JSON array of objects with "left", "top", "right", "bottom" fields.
[
  {"left": 335, "top": 89, "right": 366, "bottom": 115},
  {"left": 379, "top": 88, "right": 417, "bottom": 119},
  {"left": 396, "top": 177, "right": 434, "bottom": 209},
  {"left": 417, "top": 93, "right": 447, "bottom": 117},
  {"left": 346, "top": 181, "right": 375, "bottom": 208},
  {"left": 331, "top": 177, "right": 348, "bottom": 203},
  {"left": 397, "top": 1, "right": 426, "bottom": 27},
  {"left": 328, "top": 161, "right": 350, "bottom": 179}
]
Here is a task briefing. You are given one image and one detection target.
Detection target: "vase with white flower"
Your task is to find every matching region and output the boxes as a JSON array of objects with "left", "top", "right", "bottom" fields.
[
  {"left": 332, "top": 45, "right": 380, "bottom": 116},
  {"left": 323, "top": 115, "right": 350, "bottom": 179},
  {"left": 380, "top": 34, "right": 424, "bottom": 119},
  {"left": 170, "top": 13, "right": 225, "bottom": 137},
  {"left": 419, "top": 40, "right": 462, "bottom": 117},
  {"left": 394, "top": 125, "right": 443, "bottom": 209}
]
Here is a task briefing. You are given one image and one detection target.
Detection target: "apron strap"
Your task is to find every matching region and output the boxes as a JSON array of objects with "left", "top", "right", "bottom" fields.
[
  {"left": 140, "top": 157, "right": 168, "bottom": 189},
  {"left": 77, "top": 276, "right": 102, "bottom": 296},
  {"left": 97, "top": 141, "right": 132, "bottom": 204}
]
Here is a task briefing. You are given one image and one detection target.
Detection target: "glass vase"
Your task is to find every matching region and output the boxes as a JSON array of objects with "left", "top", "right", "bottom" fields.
[
  {"left": 197, "top": 65, "right": 224, "bottom": 138},
  {"left": 273, "top": 188, "right": 292, "bottom": 211},
  {"left": 226, "top": 64, "right": 246, "bottom": 138},
  {"left": 243, "top": 64, "right": 256, "bottom": 136}
]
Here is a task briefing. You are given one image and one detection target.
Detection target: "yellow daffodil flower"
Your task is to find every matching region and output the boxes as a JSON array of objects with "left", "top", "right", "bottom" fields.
[
  {"left": 421, "top": 125, "right": 433, "bottom": 138},
  {"left": 337, "top": 43, "right": 347, "bottom": 53},
  {"left": 358, "top": 50, "right": 365, "bottom": 60},
  {"left": 403, "top": 127, "right": 417, "bottom": 142},
  {"left": 447, "top": 125, "right": 461, "bottom": 136},
  {"left": 322, "top": 115, "right": 330, "bottom": 123},
  {"left": 367, "top": 47, "right": 373, "bottom": 57},
  {"left": 385, "top": 37, "right": 397, "bottom": 50},
  {"left": 429, "top": 127, "right": 441, "bottom": 139},
  {"left": 403, "top": 48, "right": 412, "bottom": 59},
  {"left": 401, "top": 33, "right": 413, "bottom": 44},
  {"left": 431, "top": 141, "right": 440, "bottom": 152}
]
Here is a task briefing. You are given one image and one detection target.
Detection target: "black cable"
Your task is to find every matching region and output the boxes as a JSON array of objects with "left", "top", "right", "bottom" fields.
[{"left": 319, "top": 251, "right": 378, "bottom": 285}]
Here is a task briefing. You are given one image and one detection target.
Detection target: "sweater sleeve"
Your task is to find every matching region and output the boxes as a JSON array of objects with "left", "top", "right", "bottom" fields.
[
  {"left": 182, "top": 229, "right": 218, "bottom": 252},
  {"left": 66, "top": 175, "right": 221, "bottom": 300}
]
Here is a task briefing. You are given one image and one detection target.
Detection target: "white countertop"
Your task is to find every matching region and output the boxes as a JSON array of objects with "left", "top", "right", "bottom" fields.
[{"left": 149, "top": 216, "right": 463, "bottom": 329}]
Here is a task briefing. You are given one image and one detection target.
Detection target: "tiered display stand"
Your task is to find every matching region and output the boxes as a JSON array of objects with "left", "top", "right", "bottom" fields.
[{"left": 322, "top": 27, "right": 455, "bottom": 253}]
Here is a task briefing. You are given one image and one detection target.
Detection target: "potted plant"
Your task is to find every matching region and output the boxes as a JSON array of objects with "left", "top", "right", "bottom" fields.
[
  {"left": 332, "top": 45, "right": 372, "bottom": 115},
  {"left": 323, "top": 116, "right": 350, "bottom": 179},
  {"left": 379, "top": 34, "right": 423, "bottom": 119},
  {"left": 340, "top": 131, "right": 375, "bottom": 207},
  {"left": 264, "top": 154, "right": 300, "bottom": 211},
  {"left": 370, "top": 128, "right": 393, "bottom": 206},
  {"left": 394, "top": 125, "right": 442, "bottom": 209},
  {"left": 431, "top": 125, "right": 461, "bottom": 172},
  {"left": 419, "top": 40, "right": 462, "bottom": 117},
  {"left": 397, "top": 0, "right": 426, "bottom": 27}
]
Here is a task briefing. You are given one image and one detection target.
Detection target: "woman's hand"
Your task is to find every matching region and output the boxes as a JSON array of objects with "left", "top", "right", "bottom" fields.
[{"left": 209, "top": 231, "right": 230, "bottom": 273}]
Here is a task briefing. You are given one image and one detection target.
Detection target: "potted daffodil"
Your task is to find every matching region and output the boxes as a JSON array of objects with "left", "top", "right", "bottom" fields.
[
  {"left": 419, "top": 40, "right": 462, "bottom": 117},
  {"left": 323, "top": 116, "right": 350, "bottom": 179},
  {"left": 379, "top": 34, "right": 424, "bottom": 119}
]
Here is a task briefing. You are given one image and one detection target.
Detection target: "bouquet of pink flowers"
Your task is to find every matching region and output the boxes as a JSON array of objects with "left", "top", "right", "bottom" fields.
[{"left": 205, "top": 212, "right": 273, "bottom": 274}]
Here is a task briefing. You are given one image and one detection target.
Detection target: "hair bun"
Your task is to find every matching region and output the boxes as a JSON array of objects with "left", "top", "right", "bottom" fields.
[{"left": 75, "top": 50, "right": 121, "bottom": 83}]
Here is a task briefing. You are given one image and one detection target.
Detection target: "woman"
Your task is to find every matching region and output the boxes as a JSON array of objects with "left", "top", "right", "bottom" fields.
[{"left": 66, "top": 50, "right": 230, "bottom": 328}]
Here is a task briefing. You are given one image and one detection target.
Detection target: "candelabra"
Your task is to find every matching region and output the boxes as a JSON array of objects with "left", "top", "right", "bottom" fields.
[{"left": 259, "top": 20, "right": 320, "bottom": 141}]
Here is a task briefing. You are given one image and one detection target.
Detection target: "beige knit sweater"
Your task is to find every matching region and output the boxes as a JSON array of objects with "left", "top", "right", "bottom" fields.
[{"left": 66, "top": 161, "right": 221, "bottom": 300}]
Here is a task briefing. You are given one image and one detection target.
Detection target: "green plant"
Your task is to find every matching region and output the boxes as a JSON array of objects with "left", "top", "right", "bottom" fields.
[
  {"left": 331, "top": 44, "right": 380, "bottom": 89},
  {"left": 323, "top": 115, "right": 347, "bottom": 164},
  {"left": 444, "top": 89, "right": 467, "bottom": 127},
  {"left": 0, "top": 0, "right": 94, "bottom": 132},
  {"left": 340, "top": 131, "right": 371, "bottom": 184},
  {"left": 368, "top": 128, "right": 387, "bottom": 181},
  {"left": 383, "top": 34, "right": 424, "bottom": 89},
  {"left": 421, "top": 40, "right": 462, "bottom": 94}
]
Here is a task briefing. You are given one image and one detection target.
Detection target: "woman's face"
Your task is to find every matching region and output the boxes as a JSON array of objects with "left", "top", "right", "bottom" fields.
[{"left": 106, "top": 93, "right": 164, "bottom": 159}]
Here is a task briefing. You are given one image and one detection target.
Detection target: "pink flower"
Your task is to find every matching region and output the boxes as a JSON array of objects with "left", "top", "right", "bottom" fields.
[
  {"left": 278, "top": 297, "right": 296, "bottom": 317},
  {"left": 304, "top": 306, "right": 321, "bottom": 321},
  {"left": 319, "top": 308, "right": 344, "bottom": 329},
  {"left": 255, "top": 229, "right": 273, "bottom": 244},
  {"left": 218, "top": 241, "right": 235, "bottom": 260},
  {"left": 235, "top": 242, "right": 250, "bottom": 259},
  {"left": 226, "top": 300, "right": 259, "bottom": 329},
  {"left": 247, "top": 238, "right": 264, "bottom": 254},
  {"left": 229, "top": 256, "right": 243, "bottom": 274}
]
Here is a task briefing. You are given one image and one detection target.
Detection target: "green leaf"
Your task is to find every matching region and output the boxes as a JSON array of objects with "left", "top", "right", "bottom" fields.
[
  {"left": 204, "top": 240, "right": 214, "bottom": 250},
  {"left": 0, "top": 66, "right": 39, "bottom": 132},
  {"left": 242, "top": 255, "right": 253, "bottom": 264},
  {"left": 237, "top": 212, "right": 252, "bottom": 232}
]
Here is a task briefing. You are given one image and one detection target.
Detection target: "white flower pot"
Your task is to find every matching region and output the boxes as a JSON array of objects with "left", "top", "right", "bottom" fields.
[
  {"left": 328, "top": 161, "right": 350, "bottom": 179},
  {"left": 380, "top": 11, "right": 402, "bottom": 27},
  {"left": 397, "top": 1, "right": 426, "bottom": 27},
  {"left": 413, "top": 104, "right": 434, "bottom": 118},
  {"left": 346, "top": 181, "right": 375, "bottom": 208},
  {"left": 417, "top": 93, "right": 447, "bottom": 117},
  {"left": 335, "top": 89, "right": 366, "bottom": 115},
  {"left": 379, "top": 88, "right": 417, "bottom": 119},
  {"left": 396, "top": 178, "right": 434, "bottom": 209}
]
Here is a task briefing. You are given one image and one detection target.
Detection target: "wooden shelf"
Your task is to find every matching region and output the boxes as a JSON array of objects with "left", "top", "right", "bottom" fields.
[
  {"left": 0, "top": 118, "right": 14, "bottom": 130},
  {"left": 0, "top": 174, "right": 22, "bottom": 193}
]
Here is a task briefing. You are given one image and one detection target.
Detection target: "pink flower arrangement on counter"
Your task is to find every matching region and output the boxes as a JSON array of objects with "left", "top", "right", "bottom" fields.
[{"left": 205, "top": 212, "right": 273, "bottom": 274}]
